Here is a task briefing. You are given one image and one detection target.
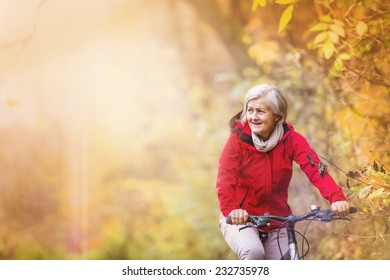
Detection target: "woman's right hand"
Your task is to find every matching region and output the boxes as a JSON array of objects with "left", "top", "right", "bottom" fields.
[{"left": 228, "top": 209, "right": 249, "bottom": 225}]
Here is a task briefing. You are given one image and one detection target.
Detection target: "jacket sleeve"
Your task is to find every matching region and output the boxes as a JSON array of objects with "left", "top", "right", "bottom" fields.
[
  {"left": 216, "top": 132, "right": 242, "bottom": 217},
  {"left": 291, "top": 132, "right": 347, "bottom": 204}
]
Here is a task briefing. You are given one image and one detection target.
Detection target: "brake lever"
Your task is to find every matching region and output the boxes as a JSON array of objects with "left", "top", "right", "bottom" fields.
[
  {"left": 239, "top": 225, "right": 256, "bottom": 231},
  {"left": 239, "top": 217, "right": 270, "bottom": 231},
  {"left": 316, "top": 210, "right": 352, "bottom": 222},
  {"left": 315, "top": 210, "right": 334, "bottom": 222}
]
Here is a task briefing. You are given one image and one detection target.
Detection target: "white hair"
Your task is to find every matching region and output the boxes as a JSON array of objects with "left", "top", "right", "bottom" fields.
[{"left": 240, "top": 84, "right": 288, "bottom": 125}]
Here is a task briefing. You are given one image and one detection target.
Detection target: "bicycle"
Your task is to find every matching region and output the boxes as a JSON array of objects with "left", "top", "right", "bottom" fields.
[{"left": 226, "top": 205, "right": 357, "bottom": 260}]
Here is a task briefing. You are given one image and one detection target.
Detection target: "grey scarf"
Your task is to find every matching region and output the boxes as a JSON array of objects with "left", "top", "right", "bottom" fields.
[{"left": 252, "top": 122, "right": 284, "bottom": 152}]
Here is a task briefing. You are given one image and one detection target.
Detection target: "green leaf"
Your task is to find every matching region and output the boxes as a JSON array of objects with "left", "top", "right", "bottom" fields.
[
  {"left": 278, "top": 4, "right": 294, "bottom": 33},
  {"left": 313, "top": 31, "right": 328, "bottom": 45},
  {"left": 356, "top": 21, "right": 368, "bottom": 36},
  {"left": 322, "top": 38, "right": 335, "bottom": 59},
  {"left": 275, "top": 0, "right": 297, "bottom": 4},
  {"left": 330, "top": 24, "right": 345, "bottom": 37}
]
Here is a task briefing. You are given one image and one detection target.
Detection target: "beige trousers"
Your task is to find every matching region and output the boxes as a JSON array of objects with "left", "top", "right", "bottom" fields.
[{"left": 219, "top": 214, "right": 290, "bottom": 260}]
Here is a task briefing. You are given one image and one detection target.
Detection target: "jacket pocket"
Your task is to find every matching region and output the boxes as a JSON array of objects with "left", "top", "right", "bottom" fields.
[{"left": 238, "top": 187, "right": 249, "bottom": 209}]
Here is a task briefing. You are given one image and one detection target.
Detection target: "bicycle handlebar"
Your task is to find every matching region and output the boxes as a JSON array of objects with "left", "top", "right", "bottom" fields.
[{"left": 226, "top": 206, "right": 357, "bottom": 226}]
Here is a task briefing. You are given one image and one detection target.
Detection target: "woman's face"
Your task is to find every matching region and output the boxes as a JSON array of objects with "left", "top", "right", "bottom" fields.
[{"left": 246, "top": 97, "right": 279, "bottom": 140}]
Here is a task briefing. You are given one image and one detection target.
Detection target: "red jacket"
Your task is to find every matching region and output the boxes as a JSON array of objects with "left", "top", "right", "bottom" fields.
[{"left": 216, "top": 120, "right": 347, "bottom": 221}]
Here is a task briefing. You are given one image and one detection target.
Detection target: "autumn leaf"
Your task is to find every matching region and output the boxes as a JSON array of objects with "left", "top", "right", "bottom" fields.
[
  {"left": 310, "top": 22, "right": 329, "bottom": 32},
  {"left": 329, "top": 31, "right": 339, "bottom": 43},
  {"left": 368, "top": 188, "right": 386, "bottom": 200},
  {"left": 359, "top": 185, "right": 372, "bottom": 199},
  {"left": 332, "top": 19, "right": 345, "bottom": 27},
  {"left": 252, "top": 0, "right": 267, "bottom": 11},
  {"left": 313, "top": 31, "right": 328, "bottom": 45},
  {"left": 322, "top": 38, "right": 335, "bottom": 59},
  {"left": 330, "top": 24, "right": 345, "bottom": 37},
  {"left": 331, "top": 57, "right": 344, "bottom": 74},
  {"left": 373, "top": 161, "right": 379, "bottom": 171},
  {"left": 339, "top": 53, "right": 351, "bottom": 60},
  {"left": 275, "top": 0, "right": 297, "bottom": 4},
  {"left": 356, "top": 21, "right": 368, "bottom": 36},
  {"left": 278, "top": 4, "right": 294, "bottom": 33},
  {"left": 347, "top": 170, "right": 361, "bottom": 179},
  {"left": 319, "top": 15, "right": 333, "bottom": 23}
]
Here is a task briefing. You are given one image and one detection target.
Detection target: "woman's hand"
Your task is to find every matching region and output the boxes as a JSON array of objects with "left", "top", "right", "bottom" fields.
[
  {"left": 228, "top": 209, "right": 249, "bottom": 225},
  {"left": 331, "top": 200, "right": 350, "bottom": 216}
]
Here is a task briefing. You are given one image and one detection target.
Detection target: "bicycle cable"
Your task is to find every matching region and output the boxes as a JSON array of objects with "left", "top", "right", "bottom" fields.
[
  {"left": 300, "top": 218, "right": 315, "bottom": 260},
  {"left": 273, "top": 220, "right": 311, "bottom": 260}
]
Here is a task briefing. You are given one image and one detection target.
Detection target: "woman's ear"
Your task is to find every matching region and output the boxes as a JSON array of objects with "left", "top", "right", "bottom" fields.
[{"left": 275, "top": 116, "right": 281, "bottom": 122}]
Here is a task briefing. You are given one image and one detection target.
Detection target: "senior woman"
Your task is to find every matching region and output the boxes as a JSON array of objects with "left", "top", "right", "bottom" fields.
[{"left": 216, "top": 84, "right": 350, "bottom": 260}]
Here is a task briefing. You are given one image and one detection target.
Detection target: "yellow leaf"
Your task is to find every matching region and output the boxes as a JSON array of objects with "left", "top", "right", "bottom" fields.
[
  {"left": 331, "top": 57, "right": 344, "bottom": 74},
  {"left": 356, "top": 21, "right": 368, "bottom": 36},
  {"left": 313, "top": 31, "right": 328, "bottom": 45},
  {"left": 278, "top": 4, "right": 294, "bottom": 33},
  {"left": 258, "top": 0, "right": 267, "bottom": 6},
  {"left": 252, "top": 0, "right": 267, "bottom": 11},
  {"left": 329, "top": 31, "right": 339, "bottom": 43},
  {"left": 319, "top": 15, "right": 333, "bottom": 23},
  {"left": 323, "top": 38, "right": 335, "bottom": 59},
  {"left": 330, "top": 24, "right": 345, "bottom": 37},
  {"left": 332, "top": 19, "right": 345, "bottom": 27},
  {"left": 6, "top": 99, "right": 18, "bottom": 108},
  {"left": 275, "top": 0, "right": 297, "bottom": 4},
  {"left": 339, "top": 53, "right": 351, "bottom": 60},
  {"left": 309, "top": 22, "right": 329, "bottom": 32}
]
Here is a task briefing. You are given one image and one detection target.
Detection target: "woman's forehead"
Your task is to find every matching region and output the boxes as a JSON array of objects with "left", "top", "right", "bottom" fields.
[{"left": 247, "top": 97, "right": 270, "bottom": 108}]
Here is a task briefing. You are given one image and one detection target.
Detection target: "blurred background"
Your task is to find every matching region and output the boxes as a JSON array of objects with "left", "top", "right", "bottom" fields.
[{"left": 0, "top": 0, "right": 389, "bottom": 260}]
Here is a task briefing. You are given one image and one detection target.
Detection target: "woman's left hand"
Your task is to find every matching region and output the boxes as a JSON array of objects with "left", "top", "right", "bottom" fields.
[{"left": 331, "top": 200, "right": 350, "bottom": 216}]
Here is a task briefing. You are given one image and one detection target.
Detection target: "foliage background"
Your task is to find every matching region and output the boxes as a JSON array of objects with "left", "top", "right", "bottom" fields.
[{"left": 0, "top": 0, "right": 389, "bottom": 260}]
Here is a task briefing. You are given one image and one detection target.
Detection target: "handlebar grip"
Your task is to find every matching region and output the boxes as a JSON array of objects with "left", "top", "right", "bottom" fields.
[
  {"left": 349, "top": 206, "right": 358, "bottom": 214},
  {"left": 226, "top": 216, "right": 232, "bottom": 225}
]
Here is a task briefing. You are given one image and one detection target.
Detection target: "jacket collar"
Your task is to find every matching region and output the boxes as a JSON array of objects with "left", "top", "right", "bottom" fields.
[{"left": 233, "top": 121, "right": 292, "bottom": 148}]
